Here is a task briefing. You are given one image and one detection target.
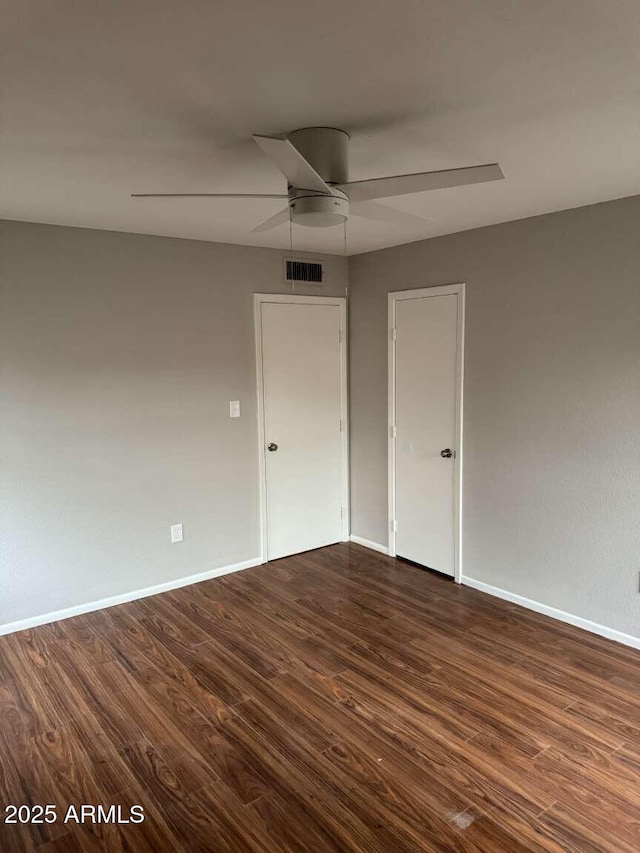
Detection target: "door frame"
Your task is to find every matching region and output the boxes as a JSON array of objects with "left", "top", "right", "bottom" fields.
[
  {"left": 388, "top": 283, "right": 465, "bottom": 583},
  {"left": 254, "top": 293, "right": 350, "bottom": 564}
]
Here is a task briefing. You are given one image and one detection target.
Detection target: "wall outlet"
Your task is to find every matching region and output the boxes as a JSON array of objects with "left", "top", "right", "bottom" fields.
[
  {"left": 229, "top": 400, "right": 240, "bottom": 418},
  {"left": 170, "top": 523, "right": 183, "bottom": 544}
]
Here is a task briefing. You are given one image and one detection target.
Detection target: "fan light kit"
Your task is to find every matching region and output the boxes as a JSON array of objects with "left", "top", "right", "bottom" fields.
[{"left": 133, "top": 126, "right": 504, "bottom": 231}]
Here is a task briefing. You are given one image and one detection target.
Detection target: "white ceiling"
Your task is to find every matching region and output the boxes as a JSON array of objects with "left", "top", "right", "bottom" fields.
[{"left": 2, "top": 0, "right": 640, "bottom": 255}]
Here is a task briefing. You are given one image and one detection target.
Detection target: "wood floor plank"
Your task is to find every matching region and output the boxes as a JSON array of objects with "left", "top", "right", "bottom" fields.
[
  {"left": 514, "top": 652, "right": 640, "bottom": 720},
  {"left": 87, "top": 606, "right": 232, "bottom": 723},
  {"left": 134, "top": 595, "right": 212, "bottom": 650},
  {"left": 29, "top": 728, "right": 127, "bottom": 849},
  {"left": 225, "top": 699, "right": 415, "bottom": 852},
  {"left": 0, "top": 726, "right": 65, "bottom": 850},
  {"left": 538, "top": 800, "right": 640, "bottom": 853},
  {"left": 336, "top": 671, "right": 554, "bottom": 820},
  {"left": 271, "top": 663, "right": 551, "bottom": 825},
  {"left": 0, "top": 638, "right": 65, "bottom": 737},
  {"left": 322, "top": 739, "right": 492, "bottom": 852},
  {"left": 98, "top": 662, "right": 219, "bottom": 792},
  {"left": 168, "top": 589, "right": 342, "bottom": 678},
  {"left": 30, "top": 658, "right": 139, "bottom": 798},
  {"left": 130, "top": 590, "right": 278, "bottom": 700},
  {"left": 2, "top": 541, "right": 640, "bottom": 852},
  {"left": 408, "top": 629, "right": 574, "bottom": 710},
  {"left": 471, "top": 731, "right": 640, "bottom": 850},
  {"left": 119, "top": 738, "right": 229, "bottom": 852},
  {"left": 204, "top": 574, "right": 316, "bottom": 640},
  {"left": 106, "top": 658, "right": 273, "bottom": 806},
  {"left": 409, "top": 640, "right": 624, "bottom": 758},
  {"left": 248, "top": 791, "right": 341, "bottom": 853},
  {"left": 467, "top": 804, "right": 575, "bottom": 853},
  {"left": 552, "top": 633, "right": 640, "bottom": 685},
  {"left": 564, "top": 699, "right": 640, "bottom": 747}
]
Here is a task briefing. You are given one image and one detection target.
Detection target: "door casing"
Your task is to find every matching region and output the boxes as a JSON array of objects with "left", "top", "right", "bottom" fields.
[
  {"left": 388, "top": 284, "right": 465, "bottom": 583},
  {"left": 254, "top": 293, "right": 349, "bottom": 563}
]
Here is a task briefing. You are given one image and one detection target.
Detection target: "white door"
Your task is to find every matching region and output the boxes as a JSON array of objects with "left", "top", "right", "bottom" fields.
[
  {"left": 258, "top": 299, "right": 346, "bottom": 561},
  {"left": 391, "top": 289, "right": 462, "bottom": 576}
]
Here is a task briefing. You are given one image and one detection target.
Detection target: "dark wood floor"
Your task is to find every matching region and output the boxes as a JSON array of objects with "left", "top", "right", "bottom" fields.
[{"left": 2, "top": 543, "right": 640, "bottom": 851}]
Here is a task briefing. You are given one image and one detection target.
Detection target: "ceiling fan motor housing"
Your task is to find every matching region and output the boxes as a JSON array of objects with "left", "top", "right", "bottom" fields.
[
  {"left": 287, "top": 127, "right": 349, "bottom": 184},
  {"left": 286, "top": 128, "right": 350, "bottom": 227},
  {"left": 289, "top": 189, "right": 348, "bottom": 227}
]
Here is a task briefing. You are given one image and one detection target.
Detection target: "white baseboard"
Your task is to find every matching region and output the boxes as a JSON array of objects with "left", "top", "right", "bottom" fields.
[
  {"left": 349, "top": 534, "right": 389, "bottom": 555},
  {"left": 463, "top": 576, "right": 640, "bottom": 651},
  {"left": 0, "top": 557, "right": 263, "bottom": 638}
]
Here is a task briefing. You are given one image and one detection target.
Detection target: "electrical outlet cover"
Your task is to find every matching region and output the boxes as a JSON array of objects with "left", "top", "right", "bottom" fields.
[{"left": 170, "top": 523, "right": 183, "bottom": 543}]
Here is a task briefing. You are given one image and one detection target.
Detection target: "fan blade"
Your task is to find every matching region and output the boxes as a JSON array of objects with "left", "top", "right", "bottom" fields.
[
  {"left": 339, "top": 163, "right": 504, "bottom": 202},
  {"left": 252, "top": 135, "right": 332, "bottom": 194},
  {"left": 252, "top": 207, "right": 291, "bottom": 233},
  {"left": 131, "top": 193, "right": 288, "bottom": 198},
  {"left": 351, "top": 200, "right": 433, "bottom": 227}
]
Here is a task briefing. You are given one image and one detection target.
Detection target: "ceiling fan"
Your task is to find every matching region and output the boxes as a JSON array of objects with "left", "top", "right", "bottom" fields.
[{"left": 132, "top": 127, "right": 504, "bottom": 231}]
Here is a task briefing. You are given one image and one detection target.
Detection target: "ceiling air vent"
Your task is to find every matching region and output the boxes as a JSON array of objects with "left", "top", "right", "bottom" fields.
[{"left": 284, "top": 258, "right": 323, "bottom": 285}]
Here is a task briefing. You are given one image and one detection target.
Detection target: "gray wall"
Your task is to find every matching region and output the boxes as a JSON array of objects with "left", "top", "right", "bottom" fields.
[
  {"left": 0, "top": 221, "right": 347, "bottom": 627},
  {"left": 349, "top": 196, "right": 640, "bottom": 637}
]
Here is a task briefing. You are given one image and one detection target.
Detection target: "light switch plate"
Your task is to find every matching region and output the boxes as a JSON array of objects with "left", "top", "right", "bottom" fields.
[
  {"left": 170, "top": 523, "right": 183, "bottom": 543},
  {"left": 229, "top": 400, "right": 240, "bottom": 418}
]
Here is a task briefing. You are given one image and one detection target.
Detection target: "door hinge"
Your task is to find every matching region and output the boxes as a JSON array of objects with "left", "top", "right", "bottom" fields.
[
  {"left": 340, "top": 507, "right": 345, "bottom": 521},
  {"left": 390, "top": 425, "right": 397, "bottom": 439},
  {"left": 391, "top": 328, "right": 397, "bottom": 342},
  {"left": 338, "top": 329, "right": 343, "bottom": 343},
  {"left": 339, "top": 419, "right": 344, "bottom": 432},
  {"left": 391, "top": 519, "right": 397, "bottom": 533}
]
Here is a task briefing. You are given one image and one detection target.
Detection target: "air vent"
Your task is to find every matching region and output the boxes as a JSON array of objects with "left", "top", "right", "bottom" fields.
[{"left": 284, "top": 258, "right": 323, "bottom": 285}]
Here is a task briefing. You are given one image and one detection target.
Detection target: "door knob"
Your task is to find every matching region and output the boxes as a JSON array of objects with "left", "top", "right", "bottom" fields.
[
  {"left": 267, "top": 443, "right": 278, "bottom": 452},
  {"left": 440, "top": 448, "right": 453, "bottom": 458}
]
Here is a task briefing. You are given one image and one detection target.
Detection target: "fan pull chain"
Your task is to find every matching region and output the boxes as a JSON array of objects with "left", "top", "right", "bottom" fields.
[
  {"left": 343, "top": 219, "right": 348, "bottom": 299},
  {"left": 289, "top": 214, "right": 295, "bottom": 292}
]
